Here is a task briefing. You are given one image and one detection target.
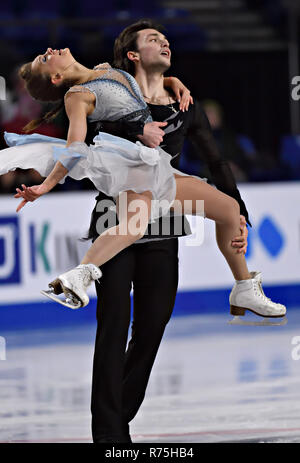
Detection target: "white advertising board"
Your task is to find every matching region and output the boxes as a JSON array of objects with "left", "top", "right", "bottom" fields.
[
  {"left": 179, "top": 182, "right": 300, "bottom": 290},
  {"left": 0, "top": 182, "right": 299, "bottom": 304}
]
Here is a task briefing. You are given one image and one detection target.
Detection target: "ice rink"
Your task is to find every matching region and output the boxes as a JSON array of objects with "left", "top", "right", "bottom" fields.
[{"left": 1, "top": 307, "right": 300, "bottom": 444}]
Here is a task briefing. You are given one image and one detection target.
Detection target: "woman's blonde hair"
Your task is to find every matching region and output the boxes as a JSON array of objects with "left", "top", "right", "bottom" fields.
[{"left": 19, "top": 62, "right": 72, "bottom": 132}]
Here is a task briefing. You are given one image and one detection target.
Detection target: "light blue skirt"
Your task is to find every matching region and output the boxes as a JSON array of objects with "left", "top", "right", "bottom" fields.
[{"left": 1, "top": 131, "right": 204, "bottom": 220}]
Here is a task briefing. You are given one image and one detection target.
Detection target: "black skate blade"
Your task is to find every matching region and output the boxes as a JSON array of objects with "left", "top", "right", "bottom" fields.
[
  {"left": 228, "top": 315, "right": 288, "bottom": 326},
  {"left": 40, "top": 289, "right": 82, "bottom": 309}
]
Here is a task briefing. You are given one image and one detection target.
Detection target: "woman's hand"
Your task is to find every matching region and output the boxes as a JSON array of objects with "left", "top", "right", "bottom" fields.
[
  {"left": 164, "top": 76, "right": 193, "bottom": 112},
  {"left": 231, "top": 215, "right": 248, "bottom": 254},
  {"left": 14, "top": 183, "right": 49, "bottom": 212}
]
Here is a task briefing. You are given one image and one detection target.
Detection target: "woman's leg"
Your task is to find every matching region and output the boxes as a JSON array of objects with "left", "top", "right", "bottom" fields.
[
  {"left": 47, "top": 190, "right": 153, "bottom": 307},
  {"left": 172, "top": 175, "right": 251, "bottom": 281},
  {"left": 81, "top": 190, "right": 152, "bottom": 267}
]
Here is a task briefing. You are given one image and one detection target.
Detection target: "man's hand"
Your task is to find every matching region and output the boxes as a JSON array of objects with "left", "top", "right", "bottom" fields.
[
  {"left": 14, "top": 183, "right": 49, "bottom": 212},
  {"left": 231, "top": 215, "right": 248, "bottom": 254},
  {"left": 137, "top": 121, "right": 168, "bottom": 148}
]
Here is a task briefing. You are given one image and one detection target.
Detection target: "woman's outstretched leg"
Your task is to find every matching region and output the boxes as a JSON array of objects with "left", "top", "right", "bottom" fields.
[
  {"left": 47, "top": 190, "right": 152, "bottom": 307},
  {"left": 172, "top": 175, "right": 286, "bottom": 319}
]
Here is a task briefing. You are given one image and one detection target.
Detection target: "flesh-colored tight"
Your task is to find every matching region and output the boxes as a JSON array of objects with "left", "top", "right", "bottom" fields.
[{"left": 81, "top": 174, "right": 251, "bottom": 281}]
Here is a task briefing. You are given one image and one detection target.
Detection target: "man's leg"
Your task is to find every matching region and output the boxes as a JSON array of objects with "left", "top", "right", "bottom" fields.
[
  {"left": 122, "top": 239, "right": 179, "bottom": 425},
  {"left": 91, "top": 246, "right": 135, "bottom": 443}
]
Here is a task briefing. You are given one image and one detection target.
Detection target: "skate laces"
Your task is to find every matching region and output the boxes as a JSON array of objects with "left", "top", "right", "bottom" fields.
[
  {"left": 254, "top": 280, "right": 272, "bottom": 303},
  {"left": 88, "top": 264, "right": 102, "bottom": 282},
  {"left": 259, "top": 282, "right": 271, "bottom": 302},
  {"left": 77, "top": 266, "right": 93, "bottom": 288},
  {"left": 77, "top": 264, "right": 101, "bottom": 286}
]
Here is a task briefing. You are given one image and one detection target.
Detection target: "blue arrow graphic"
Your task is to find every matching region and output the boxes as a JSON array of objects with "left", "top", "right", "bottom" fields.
[{"left": 245, "top": 216, "right": 285, "bottom": 259}]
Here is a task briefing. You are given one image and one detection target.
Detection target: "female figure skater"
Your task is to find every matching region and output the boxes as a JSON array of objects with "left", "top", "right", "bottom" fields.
[{"left": 2, "top": 47, "right": 286, "bottom": 320}]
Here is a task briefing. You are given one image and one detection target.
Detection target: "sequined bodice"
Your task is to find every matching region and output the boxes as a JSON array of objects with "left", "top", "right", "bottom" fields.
[{"left": 66, "top": 63, "right": 152, "bottom": 125}]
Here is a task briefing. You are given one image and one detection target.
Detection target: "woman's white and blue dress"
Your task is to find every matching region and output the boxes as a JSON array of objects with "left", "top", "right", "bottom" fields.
[{"left": 1, "top": 63, "right": 202, "bottom": 220}]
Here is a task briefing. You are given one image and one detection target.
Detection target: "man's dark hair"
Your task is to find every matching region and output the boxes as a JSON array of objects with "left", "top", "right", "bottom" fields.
[{"left": 113, "top": 19, "right": 165, "bottom": 76}]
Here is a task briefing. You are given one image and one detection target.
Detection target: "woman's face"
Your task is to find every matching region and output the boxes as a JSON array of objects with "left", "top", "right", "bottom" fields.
[{"left": 31, "top": 48, "right": 75, "bottom": 79}]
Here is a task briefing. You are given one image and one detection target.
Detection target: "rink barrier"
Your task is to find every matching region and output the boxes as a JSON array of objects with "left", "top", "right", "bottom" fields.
[
  {"left": 1, "top": 183, "right": 300, "bottom": 330},
  {"left": 0, "top": 283, "right": 299, "bottom": 331}
]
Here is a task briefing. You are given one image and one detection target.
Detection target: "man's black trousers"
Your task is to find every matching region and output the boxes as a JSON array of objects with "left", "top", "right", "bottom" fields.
[{"left": 91, "top": 238, "right": 179, "bottom": 442}]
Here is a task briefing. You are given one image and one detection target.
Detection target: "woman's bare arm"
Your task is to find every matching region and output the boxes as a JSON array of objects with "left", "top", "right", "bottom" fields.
[
  {"left": 42, "top": 92, "right": 89, "bottom": 191},
  {"left": 15, "top": 92, "right": 90, "bottom": 211}
]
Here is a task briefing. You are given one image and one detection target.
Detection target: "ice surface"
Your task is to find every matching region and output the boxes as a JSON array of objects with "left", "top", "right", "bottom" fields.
[{"left": 1, "top": 310, "right": 300, "bottom": 443}]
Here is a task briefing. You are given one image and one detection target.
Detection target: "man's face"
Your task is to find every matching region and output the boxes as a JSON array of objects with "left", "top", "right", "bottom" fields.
[{"left": 134, "top": 28, "right": 171, "bottom": 72}]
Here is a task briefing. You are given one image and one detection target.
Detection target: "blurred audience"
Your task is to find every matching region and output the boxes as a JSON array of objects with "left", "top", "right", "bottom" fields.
[
  {"left": 180, "top": 99, "right": 291, "bottom": 183},
  {"left": 180, "top": 99, "right": 259, "bottom": 182},
  {"left": 202, "top": 99, "right": 254, "bottom": 182}
]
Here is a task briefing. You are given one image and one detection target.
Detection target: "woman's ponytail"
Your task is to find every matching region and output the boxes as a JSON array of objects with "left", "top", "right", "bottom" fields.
[{"left": 22, "top": 100, "right": 64, "bottom": 133}]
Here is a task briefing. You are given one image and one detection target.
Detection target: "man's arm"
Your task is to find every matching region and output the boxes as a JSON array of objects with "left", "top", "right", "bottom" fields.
[
  {"left": 186, "top": 101, "right": 251, "bottom": 226},
  {"left": 86, "top": 119, "right": 167, "bottom": 148}
]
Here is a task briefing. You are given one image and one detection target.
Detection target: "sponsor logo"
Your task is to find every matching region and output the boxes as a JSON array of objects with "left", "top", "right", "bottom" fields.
[
  {"left": 246, "top": 216, "right": 285, "bottom": 258},
  {"left": 29, "top": 222, "right": 51, "bottom": 273},
  {"left": 0, "top": 216, "right": 21, "bottom": 284}
]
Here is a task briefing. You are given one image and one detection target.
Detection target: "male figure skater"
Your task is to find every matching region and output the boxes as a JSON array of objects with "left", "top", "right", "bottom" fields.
[{"left": 86, "top": 19, "right": 249, "bottom": 443}]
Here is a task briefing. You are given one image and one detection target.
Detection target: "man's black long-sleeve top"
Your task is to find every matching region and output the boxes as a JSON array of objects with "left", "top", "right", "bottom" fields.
[{"left": 86, "top": 99, "right": 250, "bottom": 242}]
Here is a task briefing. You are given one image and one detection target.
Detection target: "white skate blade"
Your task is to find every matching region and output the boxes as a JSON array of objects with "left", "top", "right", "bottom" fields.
[
  {"left": 40, "top": 289, "right": 82, "bottom": 309},
  {"left": 228, "top": 315, "right": 288, "bottom": 326}
]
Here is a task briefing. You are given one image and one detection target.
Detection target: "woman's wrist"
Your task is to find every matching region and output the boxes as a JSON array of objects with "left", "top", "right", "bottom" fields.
[
  {"left": 41, "top": 180, "right": 52, "bottom": 193},
  {"left": 163, "top": 76, "right": 173, "bottom": 87}
]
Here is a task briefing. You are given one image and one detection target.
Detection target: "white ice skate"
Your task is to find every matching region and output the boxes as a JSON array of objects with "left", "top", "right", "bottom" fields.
[
  {"left": 41, "top": 264, "right": 102, "bottom": 309},
  {"left": 228, "top": 271, "right": 287, "bottom": 326}
]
